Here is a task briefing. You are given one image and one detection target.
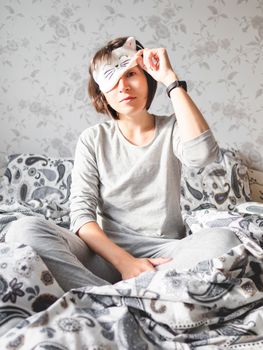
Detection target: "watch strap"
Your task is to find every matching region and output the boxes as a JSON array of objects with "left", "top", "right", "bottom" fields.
[{"left": 166, "top": 80, "right": 187, "bottom": 98}]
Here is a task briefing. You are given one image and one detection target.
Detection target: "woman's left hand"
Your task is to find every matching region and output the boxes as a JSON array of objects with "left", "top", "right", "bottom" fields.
[{"left": 135, "top": 48, "right": 178, "bottom": 87}]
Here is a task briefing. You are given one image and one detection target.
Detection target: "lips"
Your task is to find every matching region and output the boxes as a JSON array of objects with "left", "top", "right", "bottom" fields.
[{"left": 120, "top": 96, "right": 136, "bottom": 102}]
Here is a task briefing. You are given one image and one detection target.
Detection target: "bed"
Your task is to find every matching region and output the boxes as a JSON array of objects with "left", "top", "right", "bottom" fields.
[{"left": 0, "top": 149, "right": 263, "bottom": 349}]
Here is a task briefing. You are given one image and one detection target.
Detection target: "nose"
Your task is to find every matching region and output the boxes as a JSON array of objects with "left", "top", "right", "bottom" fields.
[{"left": 118, "top": 76, "right": 130, "bottom": 92}]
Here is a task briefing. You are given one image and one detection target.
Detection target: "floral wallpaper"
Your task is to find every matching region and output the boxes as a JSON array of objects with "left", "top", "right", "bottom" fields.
[{"left": 0, "top": 0, "right": 263, "bottom": 171}]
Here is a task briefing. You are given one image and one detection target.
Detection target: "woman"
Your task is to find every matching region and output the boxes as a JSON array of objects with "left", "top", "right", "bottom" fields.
[{"left": 6, "top": 36, "right": 240, "bottom": 291}]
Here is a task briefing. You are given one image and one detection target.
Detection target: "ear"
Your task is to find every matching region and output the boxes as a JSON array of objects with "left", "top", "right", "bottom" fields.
[{"left": 124, "top": 37, "right": 136, "bottom": 50}]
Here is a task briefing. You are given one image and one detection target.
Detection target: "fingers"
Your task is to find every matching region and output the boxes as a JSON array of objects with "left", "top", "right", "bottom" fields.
[
  {"left": 148, "top": 257, "right": 173, "bottom": 266},
  {"left": 136, "top": 48, "right": 162, "bottom": 72},
  {"left": 121, "top": 257, "right": 172, "bottom": 280},
  {"left": 147, "top": 264, "right": 157, "bottom": 271},
  {"left": 142, "top": 50, "right": 159, "bottom": 70},
  {"left": 149, "top": 52, "right": 160, "bottom": 70}
]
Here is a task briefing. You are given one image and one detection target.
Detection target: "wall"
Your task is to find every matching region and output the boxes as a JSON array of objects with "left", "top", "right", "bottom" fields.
[{"left": 0, "top": 0, "right": 263, "bottom": 170}]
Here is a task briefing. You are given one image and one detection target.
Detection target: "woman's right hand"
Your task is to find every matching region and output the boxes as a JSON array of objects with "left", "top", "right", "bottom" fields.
[{"left": 119, "top": 256, "right": 172, "bottom": 280}]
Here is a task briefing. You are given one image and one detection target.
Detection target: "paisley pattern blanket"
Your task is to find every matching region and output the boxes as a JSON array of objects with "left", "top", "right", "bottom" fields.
[{"left": 0, "top": 208, "right": 263, "bottom": 349}]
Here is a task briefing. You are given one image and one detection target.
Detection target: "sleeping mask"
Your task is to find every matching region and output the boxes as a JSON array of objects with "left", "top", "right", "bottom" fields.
[{"left": 92, "top": 37, "right": 139, "bottom": 93}]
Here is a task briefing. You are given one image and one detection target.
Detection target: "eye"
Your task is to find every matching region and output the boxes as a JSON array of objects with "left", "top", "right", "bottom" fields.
[{"left": 126, "top": 70, "right": 136, "bottom": 77}]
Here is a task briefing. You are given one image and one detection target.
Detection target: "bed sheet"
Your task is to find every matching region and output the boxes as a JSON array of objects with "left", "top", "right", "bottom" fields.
[{"left": 0, "top": 208, "right": 263, "bottom": 349}]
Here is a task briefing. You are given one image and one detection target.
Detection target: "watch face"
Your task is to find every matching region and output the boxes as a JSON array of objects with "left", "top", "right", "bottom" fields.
[{"left": 180, "top": 81, "right": 187, "bottom": 92}]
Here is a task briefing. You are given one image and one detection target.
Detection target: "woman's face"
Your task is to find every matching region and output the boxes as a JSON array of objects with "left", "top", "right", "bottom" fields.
[{"left": 103, "top": 65, "right": 148, "bottom": 117}]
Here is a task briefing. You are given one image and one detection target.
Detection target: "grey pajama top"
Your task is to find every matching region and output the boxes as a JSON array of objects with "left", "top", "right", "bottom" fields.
[{"left": 70, "top": 114, "right": 219, "bottom": 239}]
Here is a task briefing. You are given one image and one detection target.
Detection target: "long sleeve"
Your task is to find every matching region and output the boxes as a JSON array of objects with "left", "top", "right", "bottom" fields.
[
  {"left": 69, "top": 115, "right": 218, "bottom": 240},
  {"left": 69, "top": 129, "right": 99, "bottom": 234},
  {"left": 172, "top": 118, "right": 220, "bottom": 168}
]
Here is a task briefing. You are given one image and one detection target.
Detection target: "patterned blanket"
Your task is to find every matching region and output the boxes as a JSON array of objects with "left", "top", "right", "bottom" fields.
[{"left": 0, "top": 206, "right": 263, "bottom": 349}]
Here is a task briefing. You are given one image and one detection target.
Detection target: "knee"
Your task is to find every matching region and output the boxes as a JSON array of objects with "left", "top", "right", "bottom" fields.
[
  {"left": 5, "top": 216, "right": 49, "bottom": 245},
  {"left": 194, "top": 228, "right": 241, "bottom": 257},
  {"left": 199, "top": 228, "right": 240, "bottom": 248},
  {"left": 157, "top": 228, "right": 241, "bottom": 272}
]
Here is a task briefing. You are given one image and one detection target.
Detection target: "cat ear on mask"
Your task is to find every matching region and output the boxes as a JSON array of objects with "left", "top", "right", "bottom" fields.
[{"left": 124, "top": 37, "right": 137, "bottom": 50}]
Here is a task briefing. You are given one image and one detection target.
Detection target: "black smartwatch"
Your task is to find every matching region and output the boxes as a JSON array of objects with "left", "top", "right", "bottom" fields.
[{"left": 166, "top": 80, "right": 187, "bottom": 98}]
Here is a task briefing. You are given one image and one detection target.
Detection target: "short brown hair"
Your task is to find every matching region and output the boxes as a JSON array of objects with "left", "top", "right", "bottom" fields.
[{"left": 88, "top": 37, "right": 157, "bottom": 119}]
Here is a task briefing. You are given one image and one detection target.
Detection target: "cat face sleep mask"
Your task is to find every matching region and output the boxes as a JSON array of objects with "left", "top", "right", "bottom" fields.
[{"left": 92, "top": 37, "right": 138, "bottom": 93}]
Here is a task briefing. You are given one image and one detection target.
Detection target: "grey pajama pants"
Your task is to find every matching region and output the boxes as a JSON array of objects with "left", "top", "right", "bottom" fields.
[{"left": 5, "top": 216, "right": 240, "bottom": 292}]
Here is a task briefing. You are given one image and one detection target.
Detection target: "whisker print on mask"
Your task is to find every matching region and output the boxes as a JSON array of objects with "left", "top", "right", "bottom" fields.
[
  {"left": 103, "top": 58, "right": 132, "bottom": 81},
  {"left": 120, "top": 59, "right": 131, "bottom": 67},
  {"left": 104, "top": 68, "right": 115, "bottom": 80}
]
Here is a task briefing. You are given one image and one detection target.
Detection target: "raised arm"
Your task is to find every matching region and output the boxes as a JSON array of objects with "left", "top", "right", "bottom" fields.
[
  {"left": 136, "top": 48, "right": 210, "bottom": 142},
  {"left": 136, "top": 47, "right": 220, "bottom": 166}
]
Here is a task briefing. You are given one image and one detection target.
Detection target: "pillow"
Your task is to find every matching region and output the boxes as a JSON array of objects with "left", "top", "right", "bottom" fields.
[
  {"left": 180, "top": 148, "right": 251, "bottom": 225},
  {"left": 0, "top": 154, "right": 74, "bottom": 206},
  {"left": 0, "top": 154, "right": 74, "bottom": 230}
]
